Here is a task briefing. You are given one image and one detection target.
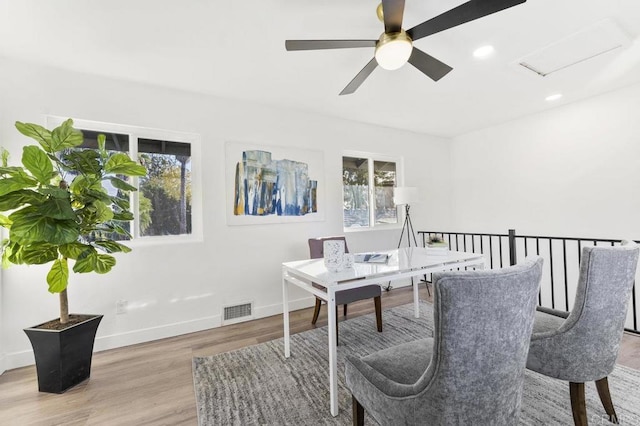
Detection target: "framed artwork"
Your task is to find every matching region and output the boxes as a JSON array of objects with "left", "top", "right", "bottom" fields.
[{"left": 225, "top": 141, "right": 325, "bottom": 225}]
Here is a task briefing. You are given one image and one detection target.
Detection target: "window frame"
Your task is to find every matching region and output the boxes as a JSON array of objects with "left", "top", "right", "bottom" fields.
[
  {"left": 46, "top": 116, "right": 203, "bottom": 245},
  {"left": 342, "top": 150, "right": 404, "bottom": 232}
]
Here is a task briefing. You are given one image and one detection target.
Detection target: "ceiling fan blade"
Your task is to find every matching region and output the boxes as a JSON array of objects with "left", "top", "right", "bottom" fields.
[
  {"left": 285, "top": 40, "right": 376, "bottom": 51},
  {"left": 407, "top": 0, "right": 526, "bottom": 41},
  {"left": 340, "top": 58, "right": 378, "bottom": 96},
  {"left": 382, "top": 0, "right": 405, "bottom": 33},
  {"left": 407, "top": 48, "right": 453, "bottom": 82}
]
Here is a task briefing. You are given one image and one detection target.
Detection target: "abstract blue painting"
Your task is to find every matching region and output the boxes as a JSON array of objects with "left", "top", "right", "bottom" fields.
[
  {"left": 226, "top": 142, "right": 323, "bottom": 225},
  {"left": 233, "top": 150, "right": 317, "bottom": 217}
]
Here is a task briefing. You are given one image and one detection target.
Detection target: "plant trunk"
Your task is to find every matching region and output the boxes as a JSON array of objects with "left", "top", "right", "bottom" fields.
[{"left": 60, "top": 289, "right": 69, "bottom": 324}]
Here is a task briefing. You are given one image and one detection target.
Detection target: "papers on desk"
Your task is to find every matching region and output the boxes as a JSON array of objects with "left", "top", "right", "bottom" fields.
[{"left": 354, "top": 253, "right": 390, "bottom": 264}]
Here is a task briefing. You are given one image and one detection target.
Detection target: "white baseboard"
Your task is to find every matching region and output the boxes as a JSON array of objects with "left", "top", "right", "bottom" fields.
[
  {"left": 254, "top": 295, "right": 315, "bottom": 318},
  {"left": 2, "top": 295, "right": 316, "bottom": 371}
]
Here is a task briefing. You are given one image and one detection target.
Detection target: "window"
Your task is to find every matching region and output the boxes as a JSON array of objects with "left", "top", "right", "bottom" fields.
[
  {"left": 342, "top": 154, "right": 399, "bottom": 230},
  {"left": 48, "top": 117, "right": 200, "bottom": 242}
]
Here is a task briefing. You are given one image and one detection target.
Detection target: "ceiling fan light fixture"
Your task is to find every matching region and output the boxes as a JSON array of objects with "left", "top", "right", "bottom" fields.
[
  {"left": 376, "top": 3, "right": 384, "bottom": 22},
  {"left": 375, "top": 31, "right": 413, "bottom": 70}
]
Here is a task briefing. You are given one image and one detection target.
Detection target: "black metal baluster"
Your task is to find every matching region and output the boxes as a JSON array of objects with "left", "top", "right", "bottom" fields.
[
  {"left": 578, "top": 240, "right": 582, "bottom": 265},
  {"left": 563, "top": 239, "right": 569, "bottom": 311},
  {"left": 549, "top": 239, "right": 555, "bottom": 310},
  {"left": 633, "top": 284, "right": 638, "bottom": 332},
  {"left": 536, "top": 238, "right": 541, "bottom": 305},
  {"left": 489, "top": 237, "right": 494, "bottom": 269}
]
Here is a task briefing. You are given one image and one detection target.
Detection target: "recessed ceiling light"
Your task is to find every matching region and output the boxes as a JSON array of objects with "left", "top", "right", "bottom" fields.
[
  {"left": 545, "top": 93, "right": 563, "bottom": 102},
  {"left": 473, "top": 45, "right": 495, "bottom": 58}
]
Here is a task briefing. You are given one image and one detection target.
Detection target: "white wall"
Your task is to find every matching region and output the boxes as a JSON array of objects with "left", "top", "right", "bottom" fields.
[
  {"left": 0, "top": 56, "right": 452, "bottom": 371},
  {"left": 450, "top": 82, "right": 640, "bottom": 239}
]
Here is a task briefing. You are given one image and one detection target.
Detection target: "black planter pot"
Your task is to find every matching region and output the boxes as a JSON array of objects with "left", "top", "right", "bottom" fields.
[{"left": 24, "top": 314, "right": 103, "bottom": 393}]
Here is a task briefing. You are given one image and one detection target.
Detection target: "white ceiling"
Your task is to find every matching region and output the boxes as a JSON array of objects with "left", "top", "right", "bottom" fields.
[{"left": 1, "top": 0, "right": 640, "bottom": 137}]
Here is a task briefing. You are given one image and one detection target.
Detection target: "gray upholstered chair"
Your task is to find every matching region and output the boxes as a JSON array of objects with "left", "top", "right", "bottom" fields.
[
  {"left": 308, "top": 237, "right": 382, "bottom": 341},
  {"left": 526, "top": 242, "right": 639, "bottom": 425},
  {"left": 345, "top": 256, "right": 543, "bottom": 425}
]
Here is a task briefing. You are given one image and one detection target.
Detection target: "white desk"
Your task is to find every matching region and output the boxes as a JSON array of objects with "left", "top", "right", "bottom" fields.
[{"left": 281, "top": 247, "right": 486, "bottom": 416}]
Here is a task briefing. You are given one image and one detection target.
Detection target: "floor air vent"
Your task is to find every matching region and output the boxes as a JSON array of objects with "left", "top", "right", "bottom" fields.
[{"left": 223, "top": 302, "right": 253, "bottom": 324}]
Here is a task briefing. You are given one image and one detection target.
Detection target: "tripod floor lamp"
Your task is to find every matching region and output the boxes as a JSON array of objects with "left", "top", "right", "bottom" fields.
[
  {"left": 393, "top": 186, "right": 419, "bottom": 249},
  {"left": 384, "top": 187, "right": 419, "bottom": 291}
]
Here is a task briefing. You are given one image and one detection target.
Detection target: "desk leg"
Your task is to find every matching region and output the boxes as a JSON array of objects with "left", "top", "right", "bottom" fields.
[
  {"left": 413, "top": 277, "right": 420, "bottom": 318},
  {"left": 327, "top": 290, "right": 339, "bottom": 416},
  {"left": 282, "top": 272, "right": 290, "bottom": 358}
]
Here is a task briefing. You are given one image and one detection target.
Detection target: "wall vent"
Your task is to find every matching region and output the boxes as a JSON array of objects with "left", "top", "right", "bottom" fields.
[
  {"left": 223, "top": 302, "right": 253, "bottom": 324},
  {"left": 515, "top": 19, "right": 631, "bottom": 77}
]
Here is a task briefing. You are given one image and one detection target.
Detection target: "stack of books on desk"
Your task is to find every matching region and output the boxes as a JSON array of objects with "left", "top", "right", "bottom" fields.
[{"left": 425, "top": 243, "right": 448, "bottom": 255}]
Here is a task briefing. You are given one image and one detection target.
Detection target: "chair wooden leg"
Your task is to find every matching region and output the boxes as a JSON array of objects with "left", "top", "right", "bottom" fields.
[
  {"left": 344, "top": 304, "right": 348, "bottom": 317},
  {"left": 423, "top": 274, "right": 431, "bottom": 297},
  {"left": 311, "top": 297, "right": 322, "bottom": 325},
  {"left": 569, "top": 382, "right": 588, "bottom": 426},
  {"left": 352, "top": 395, "right": 364, "bottom": 426},
  {"left": 596, "top": 377, "right": 619, "bottom": 424},
  {"left": 374, "top": 296, "right": 382, "bottom": 332}
]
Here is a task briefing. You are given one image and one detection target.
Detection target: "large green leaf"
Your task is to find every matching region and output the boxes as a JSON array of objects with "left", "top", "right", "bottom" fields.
[
  {"left": 93, "top": 240, "right": 131, "bottom": 254},
  {"left": 97, "top": 134, "right": 106, "bottom": 155},
  {"left": 61, "top": 149, "right": 101, "bottom": 175},
  {"left": 0, "top": 189, "right": 46, "bottom": 211},
  {"left": 108, "top": 176, "right": 137, "bottom": 191},
  {"left": 9, "top": 207, "right": 79, "bottom": 245},
  {"left": 0, "top": 166, "right": 26, "bottom": 175},
  {"left": 111, "top": 196, "right": 130, "bottom": 210},
  {"left": 38, "top": 197, "right": 76, "bottom": 220},
  {"left": 94, "top": 254, "right": 116, "bottom": 273},
  {"left": 1, "top": 147, "right": 8, "bottom": 167},
  {"left": 47, "top": 258, "right": 69, "bottom": 293},
  {"left": 92, "top": 200, "right": 114, "bottom": 223},
  {"left": 15, "top": 122, "right": 54, "bottom": 152},
  {"left": 113, "top": 211, "right": 134, "bottom": 221},
  {"left": 70, "top": 175, "right": 108, "bottom": 198},
  {"left": 40, "top": 187, "right": 70, "bottom": 199},
  {"left": 59, "top": 242, "right": 92, "bottom": 260},
  {"left": 73, "top": 248, "right": 97, "bottom": 273},
  {"left": 22, "top": 145, "right": 53, "bottom": 184},
  {"left": 21, "top": 243, "right": 58, "bottom": 264},
  {"left": 51, "top": 119, "right": 84, "bottom": 151},
  {"left": 2, "top": 241, "right": 22, "bottom": 267},
  {"left": 0, "top": 214, "right": 11, "bottom": 227},
  {"left": 104, "top": 153, "right": 146, "bottom": 176},
  {"left": 0, "top": 174, "right": 39, "bottom": 197}
]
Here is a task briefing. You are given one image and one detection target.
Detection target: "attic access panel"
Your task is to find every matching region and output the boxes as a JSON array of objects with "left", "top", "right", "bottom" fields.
[{"left": 517, "top": 19, "right": 631, "bottom": 77}]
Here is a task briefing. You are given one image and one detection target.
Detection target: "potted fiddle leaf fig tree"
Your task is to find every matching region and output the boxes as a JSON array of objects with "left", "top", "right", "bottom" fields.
[{"left": 0, "top": 119, "right": 147, "bottom": 393}]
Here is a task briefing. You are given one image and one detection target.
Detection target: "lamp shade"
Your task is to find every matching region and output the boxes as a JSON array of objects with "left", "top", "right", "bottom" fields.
[{"left": 393, "top": 186, "right": 419, "bottom": 205}]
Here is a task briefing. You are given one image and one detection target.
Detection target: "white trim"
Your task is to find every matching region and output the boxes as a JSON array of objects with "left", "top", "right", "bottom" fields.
[
  {"left": 1, "top": 295, "right": 315, "bottom": 371},
  {"left": 342, "top": 150, "right": 405, "bottom": 232},
  {"left": 44, "top": 115, "right": 203, "bottom": 244}
]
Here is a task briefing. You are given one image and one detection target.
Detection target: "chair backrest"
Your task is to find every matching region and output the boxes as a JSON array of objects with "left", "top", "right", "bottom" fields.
[
  {"left": 553, "top": 243, "right": 639, "bottom": 378},
  {"left": 308, "top": 236, "right": 349, "bottom": 259},
  {"left": 415, "top": 256, "right": 543, "bottom": 424}
]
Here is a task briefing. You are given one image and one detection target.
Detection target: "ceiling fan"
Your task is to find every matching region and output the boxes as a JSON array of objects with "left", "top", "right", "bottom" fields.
[{"left": 285, "top": 0, "right": 527, "bottom": 95}]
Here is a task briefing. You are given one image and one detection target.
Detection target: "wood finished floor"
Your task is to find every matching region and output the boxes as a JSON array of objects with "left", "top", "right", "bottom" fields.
[{"left": 1, "top": 284, "right": 639, "bottom": 425}]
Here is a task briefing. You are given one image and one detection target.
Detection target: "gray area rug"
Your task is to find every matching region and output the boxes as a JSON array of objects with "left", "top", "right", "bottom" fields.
[{"left": 193, "top": 302, "right": 640, "bottom": 425}]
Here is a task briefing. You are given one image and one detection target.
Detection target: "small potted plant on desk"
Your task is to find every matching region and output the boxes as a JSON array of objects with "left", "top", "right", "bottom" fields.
[
  {"left": 0, "top": 119, "right": 146, "bottom": 393},
  {"left": 426, "top": 234, "right": 448, "bottom": 255}
]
